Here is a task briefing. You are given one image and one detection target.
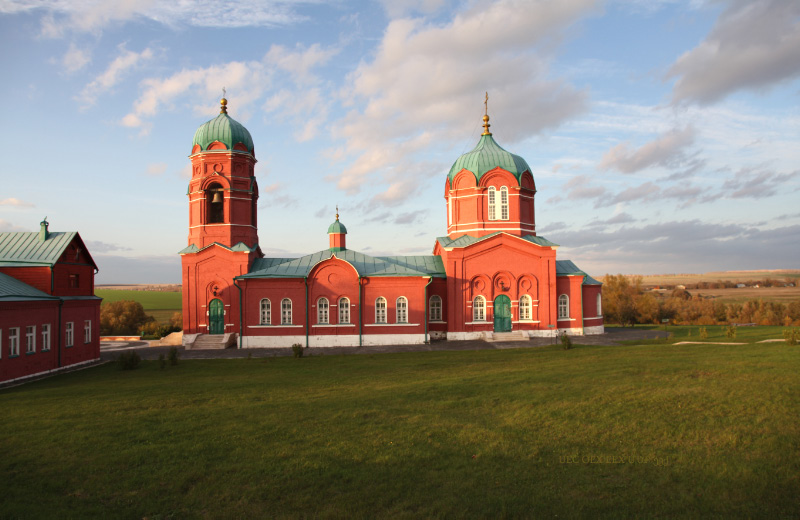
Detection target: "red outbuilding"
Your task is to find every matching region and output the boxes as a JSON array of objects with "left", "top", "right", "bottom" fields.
[
  {"left": 180, "top": 98, "right": 603, "bottom": 348},
  {"left": 0, "top": 220, "right": 101, "bottom": 384}
]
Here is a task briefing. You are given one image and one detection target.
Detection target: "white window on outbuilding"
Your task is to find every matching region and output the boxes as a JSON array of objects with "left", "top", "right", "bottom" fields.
[
  {"left": 84, "top": 320, "right": 91, "bottom": 344},
  {"left": 65, "top": 322, "right": 74, "bottom": 348},
  {"left": 26, "top": 325, "right": 36, "bottom": 353},
  {"left": 281, "top": 298, "right": 292, "bottom": 325},
  {"left": 42, "top": 324, "right": 50, "bottom": 351},
  {"left": 473, "top": 296, "right": 486, "bottom": 321},
  {"left": 375, "top": 297, "right": 387, "bottom": 324},
  {"left": 597, "top": 293, "right": 602, "bottom": 316},
  {"left": 10, "top": 328, "right": 20, "bottom": 356},
  {"left": 396, "top": 297, "right": 408, "bottom": 323},
  {"left": 558, "top": 294, "right": 569, "bottom": 319},
  {"left": 339, "top": 297, "right": 350, "bottom": 324},
  {"left": 318, "top": 297, "right": 329, "bottom": 324},
  {"left": 260, "top": 299, "right": 271, "bottom": 325},
  {"left": 519, "top": 295, "right": 532, "bottom": 321},
  {"left": 429, "top": 295, "right": 442, "bottom": 322}
]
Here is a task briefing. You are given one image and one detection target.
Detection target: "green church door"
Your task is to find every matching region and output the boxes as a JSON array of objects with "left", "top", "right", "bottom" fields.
[
  {"left": 208, "top": 299, "right": 224, "bottom": 335},
  {"left": 494, "top": 295, "right": 512, "bottom": 332}
]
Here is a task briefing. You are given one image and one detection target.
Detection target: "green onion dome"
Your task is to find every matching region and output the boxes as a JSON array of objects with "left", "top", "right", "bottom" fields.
[
  {"left": 327, "top": 219, "right": 347, "bottom": 234},
  {"left": 447, "top": 133, "right": 531, "bottom": 185},
  {"left": 191, "top": 98, "right": 254, "bottom": 155}
]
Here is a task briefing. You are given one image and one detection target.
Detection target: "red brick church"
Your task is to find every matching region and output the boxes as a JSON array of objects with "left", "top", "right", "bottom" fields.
[{"left": 180, "top": 98, "right": 603, "bottom": 348}]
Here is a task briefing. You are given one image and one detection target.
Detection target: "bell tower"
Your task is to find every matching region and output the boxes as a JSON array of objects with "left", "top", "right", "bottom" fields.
[{"left": 180, "top": 96, "right": 262, "bottom": 337}]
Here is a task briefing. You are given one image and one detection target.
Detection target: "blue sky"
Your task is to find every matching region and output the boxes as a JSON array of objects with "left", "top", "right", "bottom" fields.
[{"left": 0, "top": 0, "right": 798, "bottom": 283}]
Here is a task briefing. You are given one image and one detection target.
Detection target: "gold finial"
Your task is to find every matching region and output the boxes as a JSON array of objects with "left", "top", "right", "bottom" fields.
[
  {"left": 482, "top": 91, "right": 491, "bottom": 136},
  {"left": 220, "top": 87, "right": 228, "bottom": 114},
  {"left": 335, "top": 205, "right": 339, "bottom": 220}
]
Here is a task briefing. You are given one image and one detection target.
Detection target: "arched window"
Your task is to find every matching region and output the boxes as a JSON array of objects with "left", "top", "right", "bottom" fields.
[
  {"left": 206, "top": 183, "right": 224, "bottom": 224},
  {"left": 260, "top": 298, "right": 271, "bottom": 325},
  {"left": 375, "top": 297, "right": 387, "bottom": 324},
  {"left": 396, "top": 297, "right": 408, "bottom": 323},
  {"left": 429, "top": 295, "right": 442, "bottom": 321},
  {"left": 500, "top": 186, "right": 509, "bottom": 220},
  {"left": 558, "top": 294, "right": 569, "bottom": 319},
  {"left": 474, "top": 296, "right": 486, "bottom": 321},
  {"left": 488, "top": 187, "right": 497, "bottom": 220},
  {"left": 281, "top": 298, "right": 292, "bottom": 324},
  {"left": 317, "top": 297, "right": 329, "bottom": 324},
  {"left": 597, "top": 293, "right": 602, "bottom": 316},
  {"left": 519, "top": 295, "right": 532, "bottom": 321},
  {"left": 339, "top": 297, "right": 350, "bottom": 324}
]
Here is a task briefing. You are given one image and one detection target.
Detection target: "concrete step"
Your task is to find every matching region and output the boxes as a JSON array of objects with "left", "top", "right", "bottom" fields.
[
  {"left": 187, "top": 333, "right": 236, "bottom": 350},
  {"left": 487, "top": 331, "right": 529, "bottom": 342}
]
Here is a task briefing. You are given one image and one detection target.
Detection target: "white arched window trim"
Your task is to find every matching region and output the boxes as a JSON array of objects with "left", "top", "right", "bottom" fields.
[
  {"left": 500, "top": 186, "right": 509, "bottom": 220},
  {"left": 597, "top": 293, "right": 602, "bottom": 316},
  {"left": 519, "top": 295, "right": 532, "bottom": 321},
  {"left": 339, "top": 297, "right": 350, "bottom": 324},
  {"left": 375, "top": 297, "right": 387, "bottom": 324},
  {"left": 317, "top": 297, "right": 329, "bottom": 324},
  {"left": 281, "top": 298, "right": 292, "bottom": 325},
  {"left": 429, "top": 295, "right": 442, "bottom": 322},
  {"left": 488, "top": 187, "right": 497, "bottom": 221},
  {"left": 474, "top": 296, "right": 486, "bottom": 321},
  {"left": 558, "top": 294, "right": 569, "bottom": 319},
  {"left": 260, "top": 298, "right": 271, "bottom": 325},
  {"left": 396, "top": 296, "right": 408, "bottom": 323}
]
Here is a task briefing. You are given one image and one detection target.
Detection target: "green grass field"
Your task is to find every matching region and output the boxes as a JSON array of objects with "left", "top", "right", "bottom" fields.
[
  {"left": 96, "top": 289, "right": 181, "bottom": 323},
  {"left": 2, "top": 341, "right": 798, "bottom": 518}
]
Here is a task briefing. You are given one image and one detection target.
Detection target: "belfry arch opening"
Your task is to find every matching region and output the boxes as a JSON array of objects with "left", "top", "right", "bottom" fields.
[{"left": 206, "top": 183, "right": 224, "bottom": 224}]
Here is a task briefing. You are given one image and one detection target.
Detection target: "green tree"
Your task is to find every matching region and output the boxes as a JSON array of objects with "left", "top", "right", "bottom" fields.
[
  {"left": 602, "top": 274, "right": 642, "bottom": 326},
  {"left": 100, "top": 300, "right": 154, "bottom": 335}
]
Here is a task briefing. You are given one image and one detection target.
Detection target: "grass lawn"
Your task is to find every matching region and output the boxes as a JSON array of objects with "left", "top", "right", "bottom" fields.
[
  {"left": 609, "top": 324, "right": 794, "bottom": 344},
  {"left": 96, "top": 289, "right": 182, "bottom": 323},
  {"left": 1, "top": 343, "right": 798, "bottom": 518}
]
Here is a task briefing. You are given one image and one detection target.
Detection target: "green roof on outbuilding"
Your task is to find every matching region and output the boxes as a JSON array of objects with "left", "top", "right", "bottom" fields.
[
  {"left": 555, "top": 260, "right": 602, "bottom": 285},
  {"left": 448, "top": 134, "right": 531, "bottom": 185},
  {"left": 0, "top": 230, "right": 96, "bottom": 269},
  {"left": 239, "top": 249, "right": 446, "bottom": 280},
  {"left": 0, "top": 271, "right": 59, "bottom": 302}
]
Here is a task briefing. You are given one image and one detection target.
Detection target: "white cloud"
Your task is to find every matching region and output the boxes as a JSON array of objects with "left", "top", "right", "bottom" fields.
[
  {"left": 599, "top": 126, "right": 695, "bottom": 174},
  {"left": 0, "top": 198, "right": 35, "bottom": 208},
  {"left": 61, "top": 42, "right": 90, "bottom": 73},
  {"left": 668, "top": 0, "right": 800, "bottom": 105},
  {"left": 332, "top": 0, "right": 596, "bottom": 198},
  {"left": 81, "top": 46, "right": 154, "bottom": 104},
  {"left": 1, "top": 0, "right": 319, "bottom": 37},
  {"left": 146, "top": 162, "right": 167, "bottom": 176}
]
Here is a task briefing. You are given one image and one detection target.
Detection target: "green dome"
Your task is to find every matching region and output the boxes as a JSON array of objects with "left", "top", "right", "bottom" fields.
[
  {"left": 447, "top": 134, "right": 531, "bottom": 185},
  {"left": 327, "top": 220, "right": 347, "bottom": 234},
  {"left": 192, "top": 112, "right": 254, "bottom": 155}
]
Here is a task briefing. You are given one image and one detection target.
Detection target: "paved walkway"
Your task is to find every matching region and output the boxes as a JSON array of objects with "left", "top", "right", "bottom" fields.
[{"left": 100, "top": 328, "right": 670, "bottom": 361}]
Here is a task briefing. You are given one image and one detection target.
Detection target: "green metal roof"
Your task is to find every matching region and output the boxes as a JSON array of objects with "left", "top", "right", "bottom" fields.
[
  {"left": 436, "top": 232, "right": 558, "bottom": 250},
  {"left": 555, "top": 260, "right": 602, "bottom": 285},
  {"left": 327, "top": 220, "right": 347, "bottom": 234},
  {"left": 448, "top": 134, "right": 531, "bottom": 185},
  {"left": 0, "top": 231, "right": 97, "bottom": 269},
  {"left": 192, "top": 113, "right": 254, "bottom": 155},
  {"left": 0, "top": 271, "right": 60, "bottom": 302},
  {"left": 239, "top": 249, "right": 446, "bottom": 280},
  {"left": 178, "top": 242, "right": 258, "bottom": 255}
]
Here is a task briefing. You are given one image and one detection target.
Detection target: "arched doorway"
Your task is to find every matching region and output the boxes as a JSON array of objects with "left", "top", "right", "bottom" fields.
[
  {"left": 494, "top": 295, "right": 511, "bottom": 332},
  {"left": 208, "top": 298, "right": 224, "bottom": 334}
]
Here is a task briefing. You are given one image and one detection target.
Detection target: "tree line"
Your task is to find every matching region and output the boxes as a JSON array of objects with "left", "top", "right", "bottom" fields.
[
  {"left": 602, "top": 274, "right": 800, "bottom": 327},
  {"left": 100, "top": 300, "right": 182, "bottom": 337}
]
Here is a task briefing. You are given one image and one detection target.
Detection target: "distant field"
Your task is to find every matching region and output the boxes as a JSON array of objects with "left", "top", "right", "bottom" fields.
[
  {"left": 1, "top": 341, "right": 797, "bottom": 518},
  {"left": 689, "top": 286, "right": 800, "bottom": 304},
  {"left": 96, "top": 289, "right": 182, "bottom": 323},
  {"left": 621, "top": 270, "right": 800, "bottom": 287}
]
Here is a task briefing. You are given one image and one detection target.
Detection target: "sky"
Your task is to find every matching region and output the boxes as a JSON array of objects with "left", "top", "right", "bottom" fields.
[{"left": 0, "top": 0, "right": 798, "bottom": 283}]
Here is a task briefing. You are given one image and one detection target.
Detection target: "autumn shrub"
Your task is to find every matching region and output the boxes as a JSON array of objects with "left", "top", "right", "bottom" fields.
[{"left": 100, "top": 300, "right": 153, "bottom": 335}]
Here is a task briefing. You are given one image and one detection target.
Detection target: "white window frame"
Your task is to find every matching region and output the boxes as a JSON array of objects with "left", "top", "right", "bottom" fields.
[
  {"left": 317, "top": 297, "right": 329, "bottom": 324},
  {"left": 26, "top": 325, "right": 36, "bottom": 353},
  {"left": 375, "top": 297, "right": 387, "bottom": 324},
  {"left": 260, "top": 298, "right": 271, "bottom": 325},
  {"left": 65, "top": 322, "right": 74, "bottom": 347},
  {"left": 500, "top": 186, "right": 509, "bottom": 220},
  {"left": 84, "top": 320, "right": 91, "bottom": 344},
  {"left": 281, "top": 298, "right": 292, "bottom": 325},
  {"left": 339, "top": 297, "right": 350, "bottom": 324},
  {"left": 396, "top": 296, "right": 408, "bottom": 324},
  {"left": 488, "top": 187, "right": 496, "bottom": 220},
  {"left": 42, "top": 324, "right": 51, "bottom": 351},
  {"left": 558, "top": 294, "right": 569, "bottom": 319},
  {"left": 597, "top": 294, "right": 602, "bottom": 316},
  {"left": 519, "top": 295, "right": 532, "bottom": 321},
  {"left": 473, "top": 296, "right": 486, "bottom": 322},
  {"left": 10, "top": 327, "right": 20, "bottom": 356},
  {"left": 429, "top": 295, "right": 442, "bottom": 321}
]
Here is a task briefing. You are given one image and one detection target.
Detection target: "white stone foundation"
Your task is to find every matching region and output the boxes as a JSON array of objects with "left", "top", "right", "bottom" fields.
[{"left": 241, "top": 333, "right": 427, "bottom": 348}]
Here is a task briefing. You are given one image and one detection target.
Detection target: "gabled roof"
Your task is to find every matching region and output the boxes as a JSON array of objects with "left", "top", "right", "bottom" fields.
[
  {"left": 0, "top": 271, "right": 59, "bottom": 302},
  {"left": 238, "top": 249, "right": 446, "bottom": 280},
  {"left": 436, "top": 232, "right": 558, "bottom": 250},
  {"left": 556, "top": 260, "right": 602, "bottom": 285},
  {"left": 0, "top": 231, "right": 97, "bottom": 270},
  {"left": 178, "top": 242, "right": 259, "bottom": 254}
]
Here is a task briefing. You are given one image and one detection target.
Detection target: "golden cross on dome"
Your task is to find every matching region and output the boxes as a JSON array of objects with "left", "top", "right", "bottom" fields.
[
  {"left": 336, "top": 205, "right": 339, "bottom": 220},
  {"left": 482, "top": 91, "right": 492, "bottom": 136},
  {"left": 220, "top": 87, "right": 228, "bottom": 114},
  {"left": 484, "top": 92, "right": 488, "bottom": 116}
]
